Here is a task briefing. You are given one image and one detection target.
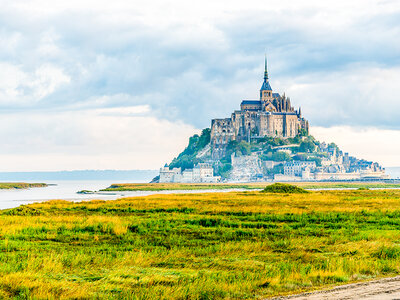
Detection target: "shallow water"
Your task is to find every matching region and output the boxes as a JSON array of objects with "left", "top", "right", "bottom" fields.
[
  {"left": 0, "top": 180, "right": 250, "bottom": 210},
  {"left": 2, "top": 169, "right": 400, "bottom": 210},
  {"left": 0, "top": 180, "right": 127, "bottom": 210}
]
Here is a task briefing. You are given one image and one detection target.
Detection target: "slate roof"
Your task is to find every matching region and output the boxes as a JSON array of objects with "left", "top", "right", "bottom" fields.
[
  {"left": 260, "top": 80, "right": 272, "bottom": 91},
  {"left": 241, "top": 100, "right": 261, "bottom": 105}
]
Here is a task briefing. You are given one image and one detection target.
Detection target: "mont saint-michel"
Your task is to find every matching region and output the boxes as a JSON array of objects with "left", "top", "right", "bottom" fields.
[
  {"left": 158, "top": 58, "right": 386, "bottom": 183},
  {"left": 210, "top": 58, "right": 309, "bottom": 159}
]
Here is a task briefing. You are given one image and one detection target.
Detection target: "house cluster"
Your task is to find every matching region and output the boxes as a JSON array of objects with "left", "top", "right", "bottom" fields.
[
  {"left": 275, "top": 143, "right": 387, "bottom": 181},
  {"left": 159, "top": 163, "right": 221, "bottom": 183}
]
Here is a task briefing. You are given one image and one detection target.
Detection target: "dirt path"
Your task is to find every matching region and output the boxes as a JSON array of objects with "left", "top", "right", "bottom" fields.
[{"left": 270, "top": 276, "right": 400, "bottom": 300}]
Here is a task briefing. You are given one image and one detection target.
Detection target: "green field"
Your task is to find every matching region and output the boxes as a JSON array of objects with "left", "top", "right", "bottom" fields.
[
  {"left": 2, "top": 189, "right": 400, "bottom": 298},
  {"left": 101, "top": 181, "right": 400, "bottom": 191},
  {"left": 0, "top": 182, "right": 47, "bottom": 189},
  {"left": 101, "top": 182, "right": 263, "bottom": 191}
]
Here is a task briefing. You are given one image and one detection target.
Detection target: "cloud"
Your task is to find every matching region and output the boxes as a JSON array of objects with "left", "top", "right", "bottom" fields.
[
  {"left": 0, "top": 0, "right": 399, "bottom": 169},
  {"left": 281, "top": 65, "right": 400, "bottom": 128},
  {"left": 0, "top": 107, "right": 196, "bottom": 171},
  {"left": 0, "top": 62, "right": 70, "bottom": 105},
  {"left": 311, "top": 126, "right": 400, "bottom": 167}
]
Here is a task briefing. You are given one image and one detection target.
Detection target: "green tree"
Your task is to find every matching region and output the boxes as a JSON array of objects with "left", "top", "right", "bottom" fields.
[
  {"left": 272, "top": 151, "right": 291, "bottom": 161},
  {"left": 298, "top": 128, "right": 308, "bottom": 137},
  {"left": 168, "top": 128, "right": 211, "bottom": 171},
  {"left": 216, "top": 163, "right": 232, "bottom": 178},
  {"left": 299, "top": 140, "right": 315, "bottom": 153}
]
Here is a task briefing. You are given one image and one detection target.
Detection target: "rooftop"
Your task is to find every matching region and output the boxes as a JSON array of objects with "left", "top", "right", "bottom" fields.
[{"left": 241, "top": 100, "right": 261, "bottom": 105}]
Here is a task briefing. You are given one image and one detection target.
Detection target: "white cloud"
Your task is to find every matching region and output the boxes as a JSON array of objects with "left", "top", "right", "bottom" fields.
[
  {"left": 279, "top": 65, "right": 400, "bottom": 127},
  {"left": 30, "top": 64, "right": 70, "bottom": 99},
  {"left": 311, "top": 126, "right": 400, "bottom": 167},
  {"left": 0, "top": 0, "right": 399, "bottom": 170},
  {"left": 94, "top": 105, "right": 151, "bottom": 116},
  {"left": 0, "top": 63, "right": 27, "bottom": 101},
  {"left": 0, "top": 107, "right": 196, "bottom": 171},
  {"left": 0, "top": 62, "right": 70, "bottom": 104}
]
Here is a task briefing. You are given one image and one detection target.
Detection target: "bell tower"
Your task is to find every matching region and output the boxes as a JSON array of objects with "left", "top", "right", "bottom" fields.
[{"left": 260, "top": 56, "right": 273, "bottom": 102}]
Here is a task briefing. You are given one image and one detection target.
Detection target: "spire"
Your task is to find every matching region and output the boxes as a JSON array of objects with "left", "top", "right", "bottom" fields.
[
  {"left": 264, "top": 54, "right": 268, "bottom": 80},
  {"left": 260, "top": 55, "right": 272, "bottom": 95}
]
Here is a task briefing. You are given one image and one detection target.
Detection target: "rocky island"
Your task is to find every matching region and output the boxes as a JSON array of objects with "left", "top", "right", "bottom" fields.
[{"left": 158, "top": 58, "right": 387, "bottom": 182}]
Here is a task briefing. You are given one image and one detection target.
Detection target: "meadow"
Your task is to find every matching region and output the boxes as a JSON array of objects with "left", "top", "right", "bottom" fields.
[
  {"left": 101, "top": 181, "right": 400, "bottom": 191},
  {"left": 2, "top": 189, "right": 400, "bottom": 298},
  {"left": 0, "top": 182, "right": 47, "bottom": 189}
]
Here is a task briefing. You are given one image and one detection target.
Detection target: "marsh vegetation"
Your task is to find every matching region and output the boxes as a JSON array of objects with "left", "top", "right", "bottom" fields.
[
  {"left": 1, "top": 189, "right": 400, "bottom": 298},
  {"left": 0, "top": 182, "right": 47, "bottom": 189},
  {"left": 102, "top": 181, "right": 400, "bottom": 191}
]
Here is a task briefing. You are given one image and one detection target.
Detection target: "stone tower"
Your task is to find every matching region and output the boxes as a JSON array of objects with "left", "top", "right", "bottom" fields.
[
  {"left": 210, "top": 57, "right": 309, "bottom": 159},
  {"left": 260, "top": 56, "right": 274, "bottom": 111}
]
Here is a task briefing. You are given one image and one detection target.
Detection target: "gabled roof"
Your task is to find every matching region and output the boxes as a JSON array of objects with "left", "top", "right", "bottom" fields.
[{"left": 241, "top": 100, "right": 261, "bottom": 105}]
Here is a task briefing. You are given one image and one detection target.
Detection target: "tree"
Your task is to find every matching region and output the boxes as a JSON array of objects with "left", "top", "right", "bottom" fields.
[
  {"left": 298, "top": 128, "right": 308, "bottom": 137},
  {"left": 328, "top": 142, "right": 340, "bottom": 152},
  {"left": 198, "top": 128, "right": 211, "bottom": 148},
  {"left": 216, "top": 163, "right": 232, "bottom": 177},
  {"left": 225, "top": 140, "right": 251, "bottom": 157},
  {"left": 272, "top": 151, "right": 291, "bottom": 161},
  {"left": 299, "top": 140, "right": 315, "bottom": 153},
  {"left": 168, "top": 128, "right": 211, "bottom": 171}
]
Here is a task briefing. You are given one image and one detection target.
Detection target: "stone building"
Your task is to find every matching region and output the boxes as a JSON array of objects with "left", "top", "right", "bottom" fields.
[
  {"left": 284, "top": 161, "right": 316, "bottom": 177},
  {"left": 159, "top": 163, "right": 220, "bottom": 183},
  {"left": 211, "top": 58, "right": 309, "bottom": 159},
  {"left": 159, "top": 166, "right": 182, "bottom": 183}
]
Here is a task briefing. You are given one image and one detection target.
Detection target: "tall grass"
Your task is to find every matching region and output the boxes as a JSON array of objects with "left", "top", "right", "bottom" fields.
[
  {"left": 101, "top": 181, "right": 400, "bottom": 191},
  {"left": 0, "top": 182, "right": 47, "bottom": 189},
  {"left": 1, "top": 190, "right": 400, "bottom": 298}
]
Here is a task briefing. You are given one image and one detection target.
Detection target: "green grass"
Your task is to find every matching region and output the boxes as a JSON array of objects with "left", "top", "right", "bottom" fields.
[
  {"left": 100, "top": 183, "right": 263, "bottom": 191},
  {"left": 2, "top": 190, "right": 400, "bottom": 298},
  {"left": 101, "top": 181, "right": 400, "bottom": 192},
  {"left": 0, "top": 182, "right": 47, "bottom": 189}
]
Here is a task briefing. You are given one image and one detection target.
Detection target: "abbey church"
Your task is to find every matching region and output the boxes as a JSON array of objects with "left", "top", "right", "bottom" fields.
[{"left": 211, "top": 58, "right": 309, "bottom": 158}]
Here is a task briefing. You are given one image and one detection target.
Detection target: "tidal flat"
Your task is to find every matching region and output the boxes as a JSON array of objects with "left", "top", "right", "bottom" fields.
[{"left": 2, "top": 189, "right": 400, "bottom": 298}]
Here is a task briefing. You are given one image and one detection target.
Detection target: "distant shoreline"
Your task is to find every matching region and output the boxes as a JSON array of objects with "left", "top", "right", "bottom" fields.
[
  {"left": 101, "top": 181, "right": 400, "bottom": 192},
  {"left": 0, "top": 182, "right": 48, "bottom": 190}
]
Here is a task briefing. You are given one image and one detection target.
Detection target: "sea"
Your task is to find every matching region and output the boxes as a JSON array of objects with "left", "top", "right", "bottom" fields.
[
  {"left": 0, "top": 168, "right": 400, "bottom": 210},
  {"left": 0, "top": 170, "right": 158, "bottom": 210},
  {"left": 386, "top": 167, "right": 400, "bottom": 179}
]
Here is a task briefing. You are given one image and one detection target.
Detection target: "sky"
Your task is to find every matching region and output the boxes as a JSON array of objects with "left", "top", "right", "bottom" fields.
[{"left": 1, "top": 0, "right": 400, "bottom": 171}]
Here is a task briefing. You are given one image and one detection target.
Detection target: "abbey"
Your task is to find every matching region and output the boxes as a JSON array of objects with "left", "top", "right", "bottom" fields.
[{"left": 211, "top": 58, "right": 309, "bottom": 159}]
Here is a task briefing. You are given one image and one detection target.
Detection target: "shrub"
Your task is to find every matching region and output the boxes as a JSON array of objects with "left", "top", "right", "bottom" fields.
[{"left": 262, "top": 183, "right": 309, "bottom": 194}]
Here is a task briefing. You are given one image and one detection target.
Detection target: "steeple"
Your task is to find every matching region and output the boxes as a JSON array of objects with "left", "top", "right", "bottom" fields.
[
  {"left": 260, "top": 55, "right": 272, "bottom": 100},
  {"left": 264, "top": 55, "right": 268, "bottom": 80}
]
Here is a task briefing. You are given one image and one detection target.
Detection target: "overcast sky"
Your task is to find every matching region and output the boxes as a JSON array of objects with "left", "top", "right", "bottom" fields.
[{"left": 1, "top": 0, "right": 400, "bottom": 171}]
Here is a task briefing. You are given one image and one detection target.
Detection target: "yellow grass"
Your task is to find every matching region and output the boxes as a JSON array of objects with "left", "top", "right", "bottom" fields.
[{"left": 1, "top": 189, "right": 400, "bottom": 298}]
